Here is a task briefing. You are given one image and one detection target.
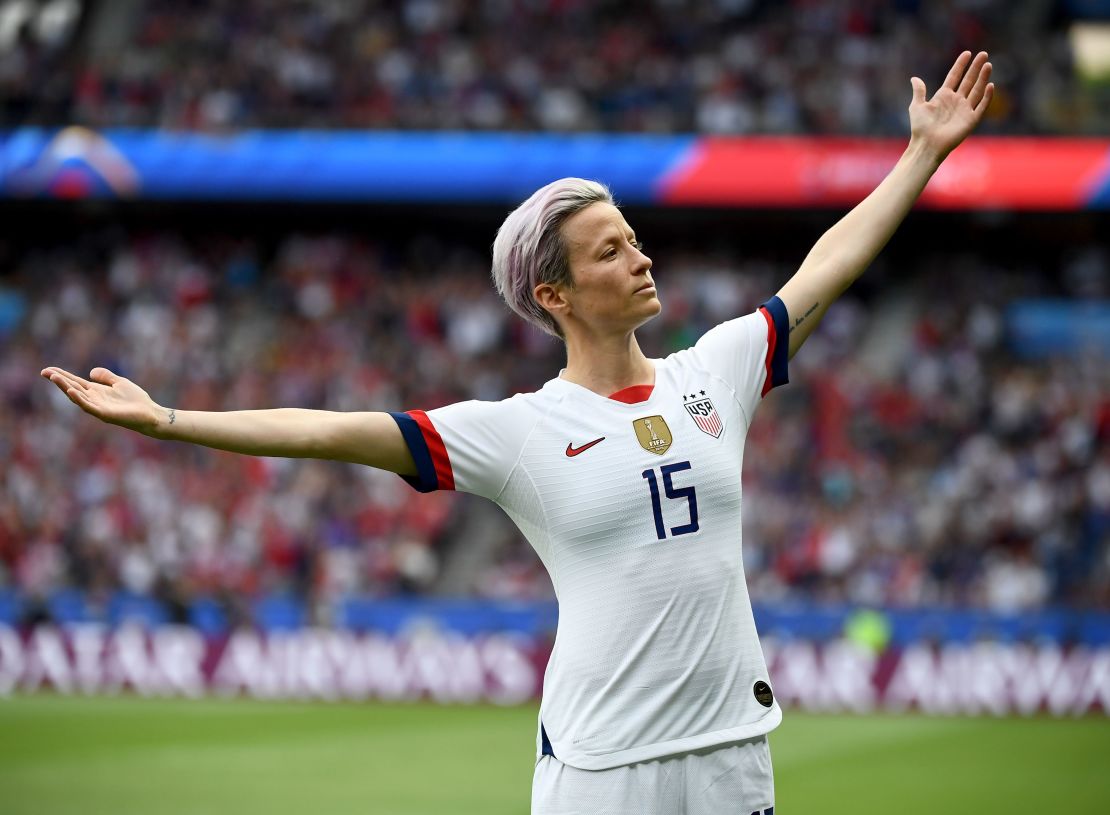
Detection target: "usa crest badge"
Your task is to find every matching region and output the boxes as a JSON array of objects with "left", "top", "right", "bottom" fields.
[{"left": 684, "top": 392, "right": 723, "bottom": 438}]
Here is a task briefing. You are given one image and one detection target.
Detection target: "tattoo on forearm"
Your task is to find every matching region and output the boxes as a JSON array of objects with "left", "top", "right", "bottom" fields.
[
  {"left": 790, "top": 301, "right": 820, "bottom": 333},
  {"left": 168, "top": 409, "right": 176, "bottom": 425}
]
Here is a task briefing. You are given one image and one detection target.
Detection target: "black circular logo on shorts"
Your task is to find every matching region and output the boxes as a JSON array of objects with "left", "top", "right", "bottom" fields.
[{"left": 753, "top": 680, "right": 774, "bottom": 707}]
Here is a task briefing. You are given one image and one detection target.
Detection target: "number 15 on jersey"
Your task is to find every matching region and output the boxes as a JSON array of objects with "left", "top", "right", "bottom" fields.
[{"left": 641, "top": 461, "right": 699, "bottom": 541}]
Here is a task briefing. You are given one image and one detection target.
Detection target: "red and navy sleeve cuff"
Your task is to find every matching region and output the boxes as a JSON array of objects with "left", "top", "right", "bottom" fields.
[
  {"left": 758, "top": 295, "right": 790, "bottom": 397},
  {"left": 389, "top": 410, "right": 455, "bottom": 493}
]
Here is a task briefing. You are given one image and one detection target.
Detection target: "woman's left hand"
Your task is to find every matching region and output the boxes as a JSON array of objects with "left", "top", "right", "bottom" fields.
[{"left": 909, "top": 50, "right": 994, "bottom": 164}]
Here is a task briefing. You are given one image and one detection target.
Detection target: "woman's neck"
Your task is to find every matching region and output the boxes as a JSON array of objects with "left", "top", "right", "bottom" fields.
[{"left": 560, "top": 332, "right": 655, "bottom": 397}]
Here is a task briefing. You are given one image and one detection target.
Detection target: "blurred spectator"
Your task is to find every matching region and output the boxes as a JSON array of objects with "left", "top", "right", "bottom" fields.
[
  {"left": 0, "top": 225, "right": 1107, "bottom": 615},
  {"left": 2, "top": 0, "right": 1106, "bottom": 135}
]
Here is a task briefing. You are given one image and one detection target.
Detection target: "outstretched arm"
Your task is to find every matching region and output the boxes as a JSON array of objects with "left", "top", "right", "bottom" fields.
[
  {"left": 776, "top": 50, "right": 994, "bottom": 358},
  {"left": 40, "top": 366, "right": 417, "bottom": 474}
]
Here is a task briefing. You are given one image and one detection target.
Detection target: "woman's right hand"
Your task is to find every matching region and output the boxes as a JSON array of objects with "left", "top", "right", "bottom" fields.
[{"left": 40, "top": 366, "right": 163, "bottom": 435}]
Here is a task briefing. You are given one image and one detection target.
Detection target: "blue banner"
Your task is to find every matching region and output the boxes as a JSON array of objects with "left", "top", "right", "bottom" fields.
[{"left": 0, "top": 126, "right": 691, "bottom": 204}]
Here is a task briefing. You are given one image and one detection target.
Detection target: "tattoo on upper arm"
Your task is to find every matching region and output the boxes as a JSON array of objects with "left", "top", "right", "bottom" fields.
[
  {"left": 168, "top": 409, "right": 176, "bottom": 425},
  {"left": 790, "top": 301, "right": 820, "bottom": 333}
]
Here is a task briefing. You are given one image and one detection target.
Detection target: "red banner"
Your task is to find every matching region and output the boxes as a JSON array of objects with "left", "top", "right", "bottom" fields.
[
  {"left": 0, "top": 624, "right": 542, "bottom": 705},
  {"left": 1, "top": 624, "right": 1107, "bottom": 716},
  {"left": 661, "top": 137, "right": 1110, "bottom": 210}
]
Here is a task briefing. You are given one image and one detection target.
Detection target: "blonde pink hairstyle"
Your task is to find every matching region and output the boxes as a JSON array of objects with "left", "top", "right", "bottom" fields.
[{"left": 491, "top": 177, "right": 613, "bottom": 338}]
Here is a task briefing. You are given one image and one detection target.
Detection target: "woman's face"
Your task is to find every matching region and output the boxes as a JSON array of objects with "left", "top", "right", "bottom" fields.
[{"left": 544, "top": 202, "right": 660, "bottom": 338}]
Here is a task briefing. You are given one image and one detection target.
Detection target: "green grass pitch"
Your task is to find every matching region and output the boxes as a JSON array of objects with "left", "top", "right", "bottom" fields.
[{"left": 1, "top": 695, "right": 1107, "bottom": 814}]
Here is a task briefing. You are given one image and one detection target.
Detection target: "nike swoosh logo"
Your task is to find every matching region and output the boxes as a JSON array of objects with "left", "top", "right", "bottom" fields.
[{"left": 566, "top": 437, "right": 606, "bottom": 457}]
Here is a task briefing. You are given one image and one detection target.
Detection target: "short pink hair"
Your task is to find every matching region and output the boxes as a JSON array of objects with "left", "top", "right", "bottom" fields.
[{"left": 491, "top": 177, "right": 613, "bottom": 338}]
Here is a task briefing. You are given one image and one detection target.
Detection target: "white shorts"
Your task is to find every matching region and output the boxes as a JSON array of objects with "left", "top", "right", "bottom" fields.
[{"left": 531, "top": 735, "right": 774, "bottom": 815}]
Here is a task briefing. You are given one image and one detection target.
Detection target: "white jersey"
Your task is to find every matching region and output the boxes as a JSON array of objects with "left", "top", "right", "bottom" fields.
[{"left": 391, "top": 297, "right": 790, "bottom": 770}]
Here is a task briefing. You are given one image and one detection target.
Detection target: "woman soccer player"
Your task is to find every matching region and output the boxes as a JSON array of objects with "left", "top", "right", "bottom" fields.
[{"left": 43, "top": 52, "right": 993, "bottom": 814}]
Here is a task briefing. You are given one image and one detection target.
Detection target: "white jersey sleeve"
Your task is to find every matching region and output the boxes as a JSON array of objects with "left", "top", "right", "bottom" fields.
[
  {"left": 389, "top": 397, "right": 533, "bottom": 500},
  {"left": 688, "top": 295, "right": 790, "bottom": 422}
]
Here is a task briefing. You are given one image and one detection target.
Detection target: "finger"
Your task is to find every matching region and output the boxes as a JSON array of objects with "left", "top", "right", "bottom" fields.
[
  {"left": 42, "top": 365, "right": 84, "bottom": 380},
  {"left": 90, "top": 367, "right": 120, "bottom": 386},
  {"left": 910, "top": 76, "right": 927, "bottom": 106},
  {"left": 958, "top": 51, "right": 989, "bottom": 97},
  {"left": 41, "top": 366, "right": 83, "bottom": 384},
  {"left": 974, "top": 82, "right": 995, "bottom": 116},
  {"left": 942, "top": 51, "right": 973, "bottom": 92},
  {"left": 45, "top": 368, "right": 91, "bottom": 392},
  {"left": 968, "top": 61, "right": 992, "bottom": 109}
]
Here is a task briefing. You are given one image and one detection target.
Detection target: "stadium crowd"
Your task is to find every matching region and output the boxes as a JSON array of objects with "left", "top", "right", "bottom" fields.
[
  {"left": 1, "top": 227, "right": 1107, "bottom": 618},
  {"left": 3, "top": 0, "right": 1108, "bottom": 135}
]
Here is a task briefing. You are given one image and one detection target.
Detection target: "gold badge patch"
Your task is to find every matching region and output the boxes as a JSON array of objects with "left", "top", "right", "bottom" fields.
[{"left": 634, "top": 415, "right": 672, "bottom": 455}]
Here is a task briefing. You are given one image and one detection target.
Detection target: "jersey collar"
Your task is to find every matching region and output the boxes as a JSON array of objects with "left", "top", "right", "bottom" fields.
[
  {"left": 607, "top": 384, "right": 654, "bottom": 404},
  {"left": 550, "top": 364, "right": 660, "bottom": 405}
]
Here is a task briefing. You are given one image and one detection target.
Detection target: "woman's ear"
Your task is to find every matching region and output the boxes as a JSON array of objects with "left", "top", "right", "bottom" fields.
[{"left": 534, "top": 282, "right": 570, "bottom": 322}]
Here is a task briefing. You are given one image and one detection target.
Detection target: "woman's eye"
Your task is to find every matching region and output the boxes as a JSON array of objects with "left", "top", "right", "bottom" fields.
[{"left": 632, "top": 240, "right": 644, "bottom": 251}]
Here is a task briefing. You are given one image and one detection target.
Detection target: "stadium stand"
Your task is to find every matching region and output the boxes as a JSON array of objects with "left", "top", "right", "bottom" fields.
[
  {"left": 1, "top": 224, "right": 1107, "bottom": 622},
  {"left": 1, "top": 0, "right": 1107, "bottom": 630},
  {"left": 2, "top": 0, "right": 1109, "bottom": 134}
]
